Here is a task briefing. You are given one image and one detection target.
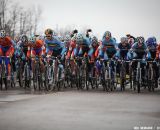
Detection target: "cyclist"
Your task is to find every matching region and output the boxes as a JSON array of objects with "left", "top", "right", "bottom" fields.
[
  {"left": 156, "top": 42, "right": 160, "bottom": 60},
  {"left": 129, "top": 36, "right": 148, "bottom": 85},
  {"left": 62, "top": 34, "right": 71, "bottom": 60},
  {"left": 16, "top": 34, "right": 30, "bottom": 60},
  {"left": 73, "top": 33, "right": 90, "bottom": 58},
  {"left": 98, "top": 31, "right": 117, "bottom": 60},
  {"left": 67, "top": 33, "right": 78, "bottom": 59},
  {"left": 116, "top": 37, "right": 131, "bottom": 59},
  {"left": 44, "top": 28, "right": 64, "bottom": 81},
  {"left": 95, "top": 31, "right": 117, "bottom": 84},
  {"left": 0, "top": 30, "right": 15, "bottom": 81},
  {"left": 14, "top": 34, "right": 29, "bottom": 74},
  {"left": 146, "top": 37, "right": 158, "bottom": 88},
  {"left": 146, "top": 37, "right": 157, "bottom": 60},
  {"left": 88, "top": 36, "right": 99, "bottom": 62},
  {"left": 129, "top": 36, "right": 148, "bottom": 59},
  {"left": 44, "top": 28, "right": 63, "bottom": 58},
  {"left": 96, "top": 31, "right": 117, "bottom": 73},
  {"left": 29, "top": 35, "right": 45, "bottom": 80},
  {"left": 88, "top": 36, "right": 99, "bottom": 78},
  {"left": 116, "top": 37, "right": 131, "bottom": 74}
]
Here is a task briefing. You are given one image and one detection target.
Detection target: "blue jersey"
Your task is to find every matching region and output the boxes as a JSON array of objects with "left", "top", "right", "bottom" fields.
[
  {"left": 102, "top": 38, "right": 117, "bottom": 47},
  {"left": 117, "top": 43, "right": 131, "bottom": 59},
  {"left": 45, "top": 37, "right": 63, "bottom": 51},
  {"left": 84, "top": 37, "right": 91, "bottom": 47},
  {"left": 131, "top": 42, "right": 147, "bottom": 50},
  {"left": 102, "top": 38, "right": 117, "bottom": 53},
  {"left": 131, "top": 42, "right": 148, "bottom": 59}
]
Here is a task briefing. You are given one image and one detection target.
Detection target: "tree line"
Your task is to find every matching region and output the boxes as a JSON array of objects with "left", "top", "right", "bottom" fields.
[{"left": 0, "top": 0, "right": 42, "bottom": 39}]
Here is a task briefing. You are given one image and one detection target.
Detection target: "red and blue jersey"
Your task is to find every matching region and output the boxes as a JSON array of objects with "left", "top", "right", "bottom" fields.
[{"left": 0, "top": 36, "right": 15, "bottom": 47}]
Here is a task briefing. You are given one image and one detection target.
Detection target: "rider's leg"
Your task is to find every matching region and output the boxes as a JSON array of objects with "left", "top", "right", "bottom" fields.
[
  {"left": 38, "top": 50, "right": 45, "bottom": 80},
  {"left": 0, "top": 47, "right": 3, "bottom": 75},
  {"left": 5, "top": 46, "right": 14, "bottom": 80},
  {"left": 31, "top": 50, "right": 36, "bottom": 78}
]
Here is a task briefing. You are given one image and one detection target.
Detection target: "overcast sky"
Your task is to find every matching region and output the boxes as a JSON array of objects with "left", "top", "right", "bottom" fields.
[{"left": 15, "top": 0, "right": 160, "bottom": 42}]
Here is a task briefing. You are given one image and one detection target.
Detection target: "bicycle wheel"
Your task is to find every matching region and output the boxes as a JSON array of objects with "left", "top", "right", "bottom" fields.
[
  {"left": 102, "top": 66, "right": 108, "bottom": 91},
  {"left": 18, "top": 62, "right": 24, "bottom": 88},
  {"left": 90, "top": 66, "right": 98, "bottom": 89},
  {"left": 43, "top": 65, "right": 50, "bottom": 91},
  {"left": 3, "top": 64, "right": 8, "bottom": 90},
  {"left": 0, "top": 66, "right": 3, "bottom": 90},
  {"left": 33, "top": 64, "right": 39, "bottom": 90},
  {"left": 84, "top": 64, "right": 89, "bottom": 90},
  {"left": 120, "top": 64, "right": 126, "bottom": 91},
  {"left": 24, "top": 63, "right": 31, "bottom": 89},
  {"left": 137, "top": 69, "right": 141, "bottom": 93}
]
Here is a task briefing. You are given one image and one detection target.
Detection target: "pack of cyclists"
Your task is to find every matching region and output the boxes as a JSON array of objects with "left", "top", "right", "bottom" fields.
[{"left": 0, "top": 28, "right": 159, "bottom": 91}]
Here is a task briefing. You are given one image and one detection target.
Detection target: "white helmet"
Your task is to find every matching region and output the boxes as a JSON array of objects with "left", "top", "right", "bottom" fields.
[
  {"left": 0, "top": 30, "right": 6, "bottom": 38},
  {"left": 64, "top": 34, "right": 71, "bottom": 42},
  {"left": 76, "top": 33, "right": 83, "bottom": 43}
]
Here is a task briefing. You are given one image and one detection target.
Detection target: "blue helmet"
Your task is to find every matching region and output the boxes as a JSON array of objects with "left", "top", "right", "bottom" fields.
[
  {"left": 146, "top": 37, "right": 157, "bottom": 47},
  {"left": 103, "top": 31, "right": 112, "bottom": 39}
]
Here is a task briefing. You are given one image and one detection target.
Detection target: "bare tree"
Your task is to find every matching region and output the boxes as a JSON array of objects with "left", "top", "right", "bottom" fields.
[
  {"left": 19, "top": 8, "right": 33, "bottom": 35},
  {"left": 0, "top": 0, "right": 8, "bottom": 29},
  {"left": 0, "top": 0, "right": 43, "bottom": 38},
  {"left": 33, "top": 5, "right": 42, "bottom": 35},
  {"left": 9, "top": 2, "right": 21, "bottom": 37}
]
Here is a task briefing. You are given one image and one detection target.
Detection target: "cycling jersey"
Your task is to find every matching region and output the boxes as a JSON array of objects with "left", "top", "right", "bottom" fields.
[
  {"left": 0, "top": 36, "right": 15, "bottom": 47},
  {"left": 45, "top": 37, "right": 63, "bottom": 51},
  {"left": 99, "top": 37, "right": 117, "bottom": 59},
  {"left": 130, "top": 42, "right": 147, "bottom": 59},
  {"left": 116, "top": 43, "right": 131, "bottom": 59}
]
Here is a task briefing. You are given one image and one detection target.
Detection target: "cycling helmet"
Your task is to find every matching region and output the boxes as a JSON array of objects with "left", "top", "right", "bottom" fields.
[
  {"left": 86, "top": 29, "right": 92, "bottom": 37},
  {"left": 0, "top": 30, "right": 6, "bottom": 38},
  {"left": 29, "top": 36, "right": 36, "bottom": 43},
  {"left": 71, "top": 29, "right": 78, "bottom": 38},
  {"left": 76, "top": 33, "right": 83, "bottom": 43},
  {"left": 71, "top": 34, "right": 77, "bottom": 41},
  {"left": 45, "top": 28, "right": 53, "bottom": 35},
  {"left": 120, "top": 37, "right": 127, "bottom": 43},
  {"left": 137, "top": 36, "right": 145, "bottom": 44},
  {"left": 91, "top": 36, "right": 98, "bottom": 44},
  {"left": 105, "top": 31, "right": 112, "bottom": 37},
  {"left": 64, "top": 34, "right": 71, "bottom": 42},
  {"left": 21, "top": 34, "right": 28, "bottom": 42},
  {"left": 103, "top": 31, "right": 112, "bottom": 40},
  {"left": 146, "top": 37, "right": 153, "bottom": 46}
]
